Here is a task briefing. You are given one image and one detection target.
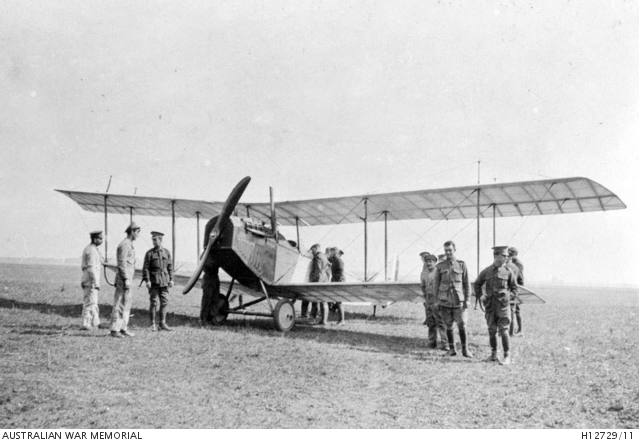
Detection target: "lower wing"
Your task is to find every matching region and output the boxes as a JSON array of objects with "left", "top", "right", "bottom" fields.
[
  {"left": 516, "top": 285, "right": 545, "bottom": 304},
  {"left": 267, "top": 281, "right": 423, "bottom": 304}
]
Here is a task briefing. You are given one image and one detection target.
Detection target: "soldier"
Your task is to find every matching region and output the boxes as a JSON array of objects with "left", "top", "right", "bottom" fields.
[
  {"left": 330, "top": 247, "right": 346, "bottom": 326},
  {"left": 110, "top": 222, "right": 140, "bottom": 338},
  {"left": 142, "top": 231, "right": 174, "bottom": 331},
  {"left": 507, "top": 246, "right": 525, "bottom": 336},
  {"left": 419, "top": 252, "right": 430, "bottom": 325},
  {"left": 325, "top": 247, "right": 334, "bottom": 281},
  {"left": 474, "top": 246, "right": 519, "bottom": 365},
  {"left": 200, "top": 216, "right": 223, "bottom": 325},
  {"left": 434, "top": 241, "right": 472, "bottom": 358},
  {"left": 80, "top": 230, "right": 103, "bottom": 330},
  {"left": 308, "top": 244, "right": 330, "bottom": 325},
  {"left": 421, "top": 253, "right": 448, "bottom": 350}
]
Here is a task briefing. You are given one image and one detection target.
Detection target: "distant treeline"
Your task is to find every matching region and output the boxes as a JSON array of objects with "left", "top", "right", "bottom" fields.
[{"left": 0, "top": 256, "right": 79, "bottom": 265}]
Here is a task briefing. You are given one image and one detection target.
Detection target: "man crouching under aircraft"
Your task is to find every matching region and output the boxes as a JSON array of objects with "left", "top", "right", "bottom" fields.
[{"left": 200, "top": 216, "right": 223, "bottom": 325}]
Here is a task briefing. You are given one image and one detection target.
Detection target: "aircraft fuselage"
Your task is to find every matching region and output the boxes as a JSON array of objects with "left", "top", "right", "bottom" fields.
[{"left": 210, "top": 216, "right": 311, "bottom": 292}]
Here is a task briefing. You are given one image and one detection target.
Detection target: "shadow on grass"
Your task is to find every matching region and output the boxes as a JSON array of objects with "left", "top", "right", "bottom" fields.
[
  {"left": 0, "top": 297, "right": 200, "bottom": 330},
  {"left": 0, "top": 296, "right": 484, "bottom": 361}
]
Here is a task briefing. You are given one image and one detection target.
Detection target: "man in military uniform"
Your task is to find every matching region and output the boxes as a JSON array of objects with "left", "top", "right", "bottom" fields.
[
  {"left": 419, "top": 252, "right": 430, "bottom": 325},
  {"left": 330, "top": 247, "right": 346, "bottom": 326},
  {"left": 507, "top": 246, "right": 525, "bottom": 336},
  {"left": 421, "top": 252, "right": 448, "bottom": 350},
  {"left": 142, "top": 231, "right": 174, "bottom": 331},
  {"left": 307, "top": 244, "right": 330, "bottom": 325},
  {"left": 200, "top": 216, "right": 224, "bottom": 325},
  {"left": 110, "top": 222, "right": 140, "bottom": 338},
  {"left": 434, "top": 241, "right": 472, "bottom": 358},
  {"left": 474, "top": 246, "right": 519, "bottom": 365},
  {"left": 80, "top": 230, "right": 103, "bottom": 330}
]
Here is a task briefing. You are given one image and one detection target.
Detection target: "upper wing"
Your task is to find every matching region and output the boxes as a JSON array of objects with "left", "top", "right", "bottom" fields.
[
  {"left": 55, "top": 189, "right": 224, "bottom": 219},
  {"left": 56, "top": 176, "right": 625, "bottom": 226},
  {"left": 257, "top": 176, "right": 626, "bottom": 225}
]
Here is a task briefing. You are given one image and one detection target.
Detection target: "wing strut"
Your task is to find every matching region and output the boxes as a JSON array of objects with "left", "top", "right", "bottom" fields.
[
  {"left": 493, "top": 204, "right": 496, "bottom": 247},
  {"left": 476, "top": 161, "right": 482, "bottom": 277},
  {"left": 171, "top": 200, "right": 176, "bottom": 268},
  {"left": 104, "top": 196, "right": 109, "bottom": 261},
  {"left": 196, "top": 212, "right": 201, "bottom": 261},
  {"left": 383, "top": 210, "right": 389, "bottom": 281},
  {"left": 364, "top": 198, "right": 368, "bottom": 281}
]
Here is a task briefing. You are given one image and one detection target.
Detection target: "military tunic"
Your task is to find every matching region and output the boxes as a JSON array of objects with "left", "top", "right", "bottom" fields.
[
  {"left": 474, "top": 263, "right": 518, "bottom": 335},
  {"left": 304, "top": 251, "right": 330, "bottom": 319},
  {"left": 310, "top": 252, "right": 330, "bottom": 283},
  {"left": 142, "top": 246, "right": 173, "bottom": 311},
  {"left": 80, "top": 243, "right": 102, "bottom": 328},
  {"left": 111, "top": 237, "right": 135, "bottom": 332},
  {"left": 507, "top": 258, "right": 524, "bottom": 334},
  {"left": 433, "top": 259, "right": 470, "bottom": 329},
  {"left": 331, "top": 256, "right": 345, "bottom": 283}
]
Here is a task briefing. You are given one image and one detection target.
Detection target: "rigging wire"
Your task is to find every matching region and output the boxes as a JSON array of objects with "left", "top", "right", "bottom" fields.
[
  {"left": 519, "top": 199, "right": 567, "bottom": 259},
  {"left": 360, "top": 191, "right": 477, "bottom": 282},
  {"left": 271, "top": 199, "right": 365, "bottom": 284},
  {"left": 397, "top": 203, "right": 494, "bottom": 281},
  {"left": 506, "top": 184, "right": 556, "bottom": 243}
]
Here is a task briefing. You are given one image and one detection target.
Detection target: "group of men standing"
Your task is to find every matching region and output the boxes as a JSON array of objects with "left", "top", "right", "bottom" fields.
[
  {"left": 79, "top": 223, "right": 175, "bottom": 338},
  {"left": 80, "top": 222, "right": 525, "bottom": 355},
  {"left": 420, "top": 241, "right": 524, "bottom": 365},
  {"left": 301, "top": 244, "right": 346, "bottom": 326}
]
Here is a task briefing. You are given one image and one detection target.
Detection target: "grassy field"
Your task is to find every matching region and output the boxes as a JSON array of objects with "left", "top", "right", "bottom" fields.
[{"left": 0, "top": 263, "right": 638, "bottom": 429}]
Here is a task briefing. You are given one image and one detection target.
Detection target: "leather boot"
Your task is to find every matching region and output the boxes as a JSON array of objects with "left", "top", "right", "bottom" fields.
[
  {"left": 460, "top": 328, "right": 473, "bottom": 358},
  {"left": 318, "top": 302, "right": 328, "bottom": 325},
  {"left": 159, "top": 306, "right": 172, "bottom": 331},
  {"left": 427, "top": 326, "right": 437, "bottom": 348},
  {"left": 150, "top": 306, "right": 158, "bottom": 331},
  {"left": 509, "top": 307, "right": 515, "bottom": 337},
  {"left": 486, "top": 335, "right": 498, "bottom": 361},
  {"left": 336, "top": 303, "right": 345, "bottom": 326},
  {"left": 499, "top": 332, "right": 511, "bottom": 365},
  {"left": 445, "top": 330, "right": 457, "bottom": 356},
  {"left": 301, "top": 301, "right": 309, "bottom": 318},
  {"left": 439, "top": 327, "right": 449, "bottom": 351},
  {"left": 515, "top": 311, "right": 523, "bottom": 335}
]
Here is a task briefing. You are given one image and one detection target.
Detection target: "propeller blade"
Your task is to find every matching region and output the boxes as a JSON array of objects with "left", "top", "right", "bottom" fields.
[{"left": 182, "top": 176, "right": 251, "bottom": 294}]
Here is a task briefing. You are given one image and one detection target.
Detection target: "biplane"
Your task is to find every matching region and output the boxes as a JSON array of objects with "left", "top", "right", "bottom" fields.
[{"left": 56, "top": 175, "right": 626, "bottom": 331}]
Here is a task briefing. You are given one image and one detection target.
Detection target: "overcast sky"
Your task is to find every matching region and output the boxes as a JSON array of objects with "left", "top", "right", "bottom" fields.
[{"left": 2, "top": 1, "right": 638, "bottom": 286}]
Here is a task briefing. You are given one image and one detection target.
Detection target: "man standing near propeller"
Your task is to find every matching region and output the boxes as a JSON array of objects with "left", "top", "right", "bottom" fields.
[
  {"left": 181, "top": 177, "right": 252, "bottom": 326},
  {"left": 199, "top": 216, "right": 222, "bottom": 325}
]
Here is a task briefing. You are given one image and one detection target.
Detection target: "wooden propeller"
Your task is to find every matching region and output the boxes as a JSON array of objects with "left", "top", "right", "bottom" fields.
[{"left": 182, "top": 176, "right": 251, "bottom": 294}]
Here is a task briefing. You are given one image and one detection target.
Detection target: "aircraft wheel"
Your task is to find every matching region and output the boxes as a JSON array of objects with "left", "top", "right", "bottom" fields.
[
  {"left": 273, "top": 299, "right": 295, "bottom": 332},
  {"left": 211, "top": 293, "right": 229, "bottom": 325}
]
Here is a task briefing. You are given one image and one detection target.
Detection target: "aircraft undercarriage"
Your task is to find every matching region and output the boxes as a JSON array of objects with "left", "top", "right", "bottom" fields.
[{"left": 212, "top": 278, "right": 296, "bottom": 332}]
